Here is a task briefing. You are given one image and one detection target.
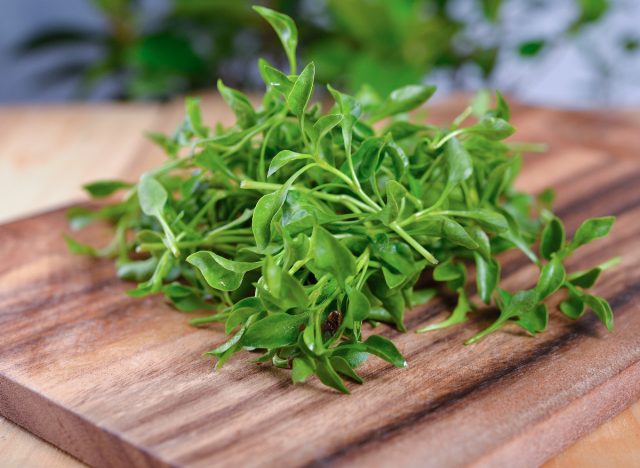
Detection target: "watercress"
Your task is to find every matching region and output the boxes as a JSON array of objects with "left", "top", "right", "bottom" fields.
[{"left": 68, "top": 7, "right": 618, "bottom": 394}]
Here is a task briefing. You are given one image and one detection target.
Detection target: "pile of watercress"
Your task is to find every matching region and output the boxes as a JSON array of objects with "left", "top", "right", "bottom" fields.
[{"left": 67, "top": 7, "right": 618, "bottom": 393}]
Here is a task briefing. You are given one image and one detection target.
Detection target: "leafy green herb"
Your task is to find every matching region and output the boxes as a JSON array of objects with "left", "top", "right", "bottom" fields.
[{"left": 67, "top": 7, "right": 618, "bottom": 393}]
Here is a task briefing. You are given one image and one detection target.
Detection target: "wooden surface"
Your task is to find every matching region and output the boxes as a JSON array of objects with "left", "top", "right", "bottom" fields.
[{"left": 0, "top": 96, "right": 639, "bottom": 467}]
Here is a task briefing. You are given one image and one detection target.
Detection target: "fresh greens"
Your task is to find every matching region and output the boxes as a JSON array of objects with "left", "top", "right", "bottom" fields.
[{"left": 68, "top": 7, "right": 618, "bottom": 394}]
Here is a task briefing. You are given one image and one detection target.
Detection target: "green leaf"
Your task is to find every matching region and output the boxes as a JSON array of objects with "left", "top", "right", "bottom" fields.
[
  {"left": 540, "top": 217, "right": 565, "bottom": 260},
  {"left": 363, "top": 335, "right": 407, "bottom": 368},
  {"left": 453, "top": 209, "right": 509, "bottom": 233},
  {"left": 443, "top": 218, "right": 479, "bottom": 249},
  {"left": 138, "top": 173, "right": 167, "bottom": 217},
  {"left": 570, "top": 216, "right": 615, "bottom": 250},
  {"left": 217, "top": 80, "right": 257, "bottom": 129},
  {"left": 252, "top": 187, "right": 289, "bottom": 251},
  {"left": 309, "top": 225, "right": 356, "bottom": 287},
  {"left": 262, "top": 256, "right": 308, "bottom": 310},
  {"left": 560, "top": 287, "right": 585, "bottom": 319},
  {"left": 327, "top": 84, "right": 361, "bottom": 155},
  {"left": 268, "top": 150, "right": 313, "bottom": 177},
  {"left": 187, "top": 251, "right": 260, "bottom": 291},
  {"left": 330, "top": 356, "right": 364, "bottom": 384},
  {"left": 83, "top": 180, "right": 131, "bottom": 198},
  {"left": 568, "top": 256, "right": 620, "bottom": 289},
  {"left": 466, "top": 117, "right": 515, "bottom": 140},
  {"left": 444, "top": 138, "right": 473, "bottom": 185},
  {"left": 64, "top": 235, "right": 99, "bottom": 257},
  {"left": 116, "top": 257, "right": 158, "bottom": 282},
  {"left": 292, "top": 357, "right": 315, "bottom": 383},
  {"left": 433, "top": 259, "right": 463, "bottom": 282},
  {"left": 258, "top": 58, "right": 293, "bottom": 94},
  {"left": 369, "top": 84, "right": 437, "bottom": 122},
  {"left": 418, "top": 288, "right": 472, "bottom": 332},
  {"left": 287, "top": 62, "right": 315, "bottom": 119},
  {"left": 243, "top": 312, "right": 307, "bottom": 348},
  {"left": 347, "top": 288, "right": 371, "bottom": 324},
  {"left": 311, "top": 113, "right": 343, "bottom": 145},
  {"left": 536, "top": 256, "right": 566, "bottom": 300},
  {"left": 316, "top": 357, "right": 350, "bottom": 394},
  {"left": 515, "top": 303, "right": 548, "bottom": 334},
  {"left": 584, "top": 294, "right": 614, "bottom": 331},
  {"left": 381, "top": 180, "right": 407, "bottom": 223},
  {"left": 411, "top": 288, "right": 437, "bottom": 307},
  {"left": 475, "top": 253, "right": 500, "bottom": 304},
  {"left": 185, "top": 97, "right": 206, "bottom": 137},
  {"left": 253, "top": 6, "right": 298, "bottom": 73}
]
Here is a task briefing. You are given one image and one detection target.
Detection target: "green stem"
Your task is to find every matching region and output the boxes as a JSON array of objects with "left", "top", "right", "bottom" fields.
[{"left": 390, "top": 222, "right": 438, "bottom": 264}]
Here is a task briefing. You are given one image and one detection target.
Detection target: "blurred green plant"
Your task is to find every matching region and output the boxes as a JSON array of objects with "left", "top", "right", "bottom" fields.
[{"left": 15, "top": 0, "right": 633, "bottom": 100}]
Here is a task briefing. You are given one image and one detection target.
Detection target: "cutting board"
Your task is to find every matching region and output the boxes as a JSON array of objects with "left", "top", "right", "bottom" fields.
[{"left": 1, "top": 104, "right": 640, "bottom": 468}]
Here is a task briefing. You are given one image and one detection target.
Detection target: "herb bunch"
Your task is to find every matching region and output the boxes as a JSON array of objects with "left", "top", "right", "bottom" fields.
[{"left": 68, "top": 7, "right": 618, "bottom": 393}]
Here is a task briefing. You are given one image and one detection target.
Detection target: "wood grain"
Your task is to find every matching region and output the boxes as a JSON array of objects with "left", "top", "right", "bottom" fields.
[{"left": 0, "top": 97, "right": 639, "bottom": 467}]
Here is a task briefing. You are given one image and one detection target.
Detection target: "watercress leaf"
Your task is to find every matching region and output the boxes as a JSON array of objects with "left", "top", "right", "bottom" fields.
[
  {"left": 347, "top": 288, "right": 371, "bottom": 323},
  {"left": 385, "top": 139, "right": 409, "bottom": 178},
  {"left": 433, "top": 259, "right": 462, "bottom": 282},
  {"left": 327, "top": 84, "right": 361, "bottom": 155},
  {"left": 316, "top": 357, "right": 350, "bottom": 394},
  {"left": 331, "top": 347, "right": 369, "bottom": 368},
  {"left": 252, "top": 187, "right": 289, "bottom": 251},
  {"left": 417, "top": 288, "right": 472, "bottom": 332},
  {"left": 309, "top": 225, "right": 356, "bottom": 287},
  {"left": 258, "top": 58, "right": 293, "bottom": 94},
  {"left": 185, "top": 97, "right": 206, "bottom": 137},
  {"left": 116, "top": 257, "right": 158, "bottom": 281},
  {"left": 494, "top": 90, "right": 511, "bottom": 121},
  {"left": 536, "top": 256, "right": 566, "bottom": 300},
  {"left": 467, "top": 226, "right": 492, "bottom": 260},
  {"left": 64, "top": 235, "right": 99, "bottom": 257},
  {"left": 540, "top": 217, "right": 565, "bottom": 260},
  {"left": 570, "top": 216, "right": 615, "bottom": 250},
  {"left": 475, "top": 253, "right": 500, "bottom": 304},
  {"left": 242, "top": 312, "right": 307, "bottom": 348},
  {"left": 457, "top": 209, "right": 509, "bottom": 233},
  {"left": 466, "top": 116, "right": 515, "bottom": 140},
  {"left": 515, "top": 303, "right": 548, "bottom": 334},
  {"left": 363, "top": 335, "right": 407, "bottom": 368},
  {"left": 443, "top": 218, "right": 479, "bottom": 249},
  {"left": 560, "top": 287, "right": 585, "bottom": 319},
  {"left": 311, "top": 113, "right": 343, "bottom": 145},
  {"left": 584, "top": 294, "right": 614, "bottom": 331},
  {"left": 568, "top": 256, "right": 620, "bottom": 289},
  {"left": 263, "top": 255, "right": 308, "bottom": 310},
  {"left": 268, "top": 150, "right": 313, "bottom": 177},
  {"left": 253, "top": 6, "right": 298, "bottom": 73},
  {"left": 83, "top": 180, "right": 131, "bottom": 198},
  {"left": 287, "top": 62, "right": 315, "bottom": 118},
  {"left": 381, "top": 180, "right": 407, "bottom": 223},
  {"left": 411, "top": 288, "right": 437, "bottom": 307},
  {"left": 445, "top": 137, "right": 473, "bottom": 185},
  {"left": 353, "top": 137, "right": 385, "bottom": 180},
  {"left": 187, "top": 251, "right": 260, "bottom": 291},
  {"left": 138, "top": 173, "right": 167, "bottom": 217},
  {"left": 291, "top": 356, "right": 315, "bottom": 384},
  {"left": 330, "top": 356, "right": 364, "bottom": 384},
  {"left": 217, "top": 79, "right": 257, "bottom": 129},
  {"left": 369, "top": 84, "right": 437, "bottom": 122}
]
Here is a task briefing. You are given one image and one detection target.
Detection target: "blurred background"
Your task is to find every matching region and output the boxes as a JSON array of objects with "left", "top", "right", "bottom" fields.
[{"left": 1, "top": 0, "right": 639, "bottom": 108}]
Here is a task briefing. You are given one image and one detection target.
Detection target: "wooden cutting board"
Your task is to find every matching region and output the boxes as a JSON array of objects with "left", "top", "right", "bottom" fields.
[{"left": 1, "top": 101, "right": 640, "bottom": 467}]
